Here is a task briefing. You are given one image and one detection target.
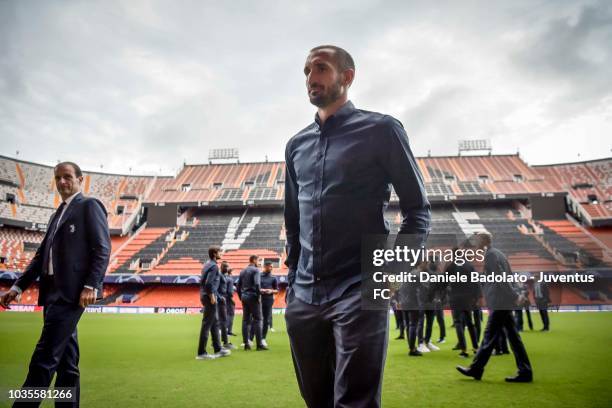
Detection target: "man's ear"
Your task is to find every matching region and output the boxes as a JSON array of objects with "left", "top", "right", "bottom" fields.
[{"left": 343, "top": 69, "right": 355, "bottom": 88}]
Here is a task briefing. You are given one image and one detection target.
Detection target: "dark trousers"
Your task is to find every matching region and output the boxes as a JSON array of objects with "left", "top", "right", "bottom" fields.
[
  {"left": 473, "top": 308, "right": 482, "bottom": 342},
  {"left": 393, "top": 309, "right": 404, "bottom": 334},
  {"left": 226, "top": 297, "right": 235, "bottom": 333},
  {"left": 452, "top": 309, "right": 479, "bottom": 350},
  {"left": 241, "top": 295, "right": 263, "bottom": 347},
  {"left": 419, "top": 310, "right": 435, "bottom": 344},
  {"left": 471, "top": 310, "right": 532, "bottom": 375},
  {"left": 216, "top": 299, "right": 229, "bottom": 345},
  {"left": 514, "top": 307, "right": 533, "bottom": 331},
  {"left": 538, "top": 307, "right": 550, "bottom": 330},
  {"left": 493, "top": 327, "right": 509, "bottom": 354},
  {"left": 285, "top": 288, "right": 388, "bottom": 408},
  {"left": 14, "top": 298, "right": 84, "bottom": 408},
  {"left": 197, "top": 296, "right": 221, "bottom": 355},
  {"left": 435, "top": 309, "right": 446, "bottom": 340},
  {"left": 402, "top": 310, "right": 420, "bottom": 351},
  {"left": 261, "top": 295, "right": 274, "bottom": 339}
]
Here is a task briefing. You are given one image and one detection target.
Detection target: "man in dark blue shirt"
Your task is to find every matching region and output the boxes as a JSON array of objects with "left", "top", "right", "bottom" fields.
[
  {"left": 216, "top": 261, "right": 235, "bottom": 350},
  {"left": 237, "top": 255, "right": 268, "bottom": 351},
  {"left": 259, "top": 261, "right": 279, "bottom": 345},
  {"left": 284, "top": 45, "right": 431, "bottom": 408},
  {"left": 197, "top": 246, "right": 231, "bottom": 360},
  {"left": 224, "top": 264, "right": 237, "bottom": 336}
]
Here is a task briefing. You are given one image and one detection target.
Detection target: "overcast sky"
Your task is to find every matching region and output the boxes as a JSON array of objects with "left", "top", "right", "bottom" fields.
[{"left": 1, "top": 0, "right": 610, "bottom": 175}]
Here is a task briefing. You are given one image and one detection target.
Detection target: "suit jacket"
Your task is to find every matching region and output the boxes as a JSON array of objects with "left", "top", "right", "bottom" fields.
[
  {"left": 15, "top": 193, "right": 111, "bottom": 306},
  {"left": 481, "top": 247, "right": 519, "bottom": 310}
]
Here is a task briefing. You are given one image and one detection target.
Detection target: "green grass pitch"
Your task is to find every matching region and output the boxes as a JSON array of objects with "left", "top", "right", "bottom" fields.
[{"left": 1, "top": 312, "right": 610, "bottom": 407}]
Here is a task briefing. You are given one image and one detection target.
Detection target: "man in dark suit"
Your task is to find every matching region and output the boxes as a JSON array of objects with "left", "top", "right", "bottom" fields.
[
  {"left": 1, "top": 161, "right": 111, "bottom": 407},
  {"left": 533, "top": 277, "right": 550, "bottom": 331},
  {"left": 197, "top": 246, "right": 231, "bottom": 360},
  {"left": 237, "top": 255, "right": 267, "bottom": 351},
  {"left": 457, "top": 233, "right": 533, "bottom": 383}
]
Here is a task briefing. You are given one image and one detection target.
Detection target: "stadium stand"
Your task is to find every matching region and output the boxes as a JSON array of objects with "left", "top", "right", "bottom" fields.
[
  {"left": 110, "top": 227, "right": 173, "bottom": 273},
  {"left": 534, "top": 158, "right": 612, "bottom": 226},
  {"left": 0, "top": 155, "right": 154, "bottom": 235},
  {"left": 1, "top": 153, "right": 610, "bottom": 309}
]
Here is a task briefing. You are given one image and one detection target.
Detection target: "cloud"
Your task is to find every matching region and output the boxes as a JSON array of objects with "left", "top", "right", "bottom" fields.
[{"left": 0, "top": 0, "right": 610, "bottom": 174}]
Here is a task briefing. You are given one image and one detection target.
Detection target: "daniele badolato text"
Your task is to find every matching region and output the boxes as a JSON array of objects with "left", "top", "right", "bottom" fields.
[{"left": 367, "top": 246, "right": 595, "bottom": 301}]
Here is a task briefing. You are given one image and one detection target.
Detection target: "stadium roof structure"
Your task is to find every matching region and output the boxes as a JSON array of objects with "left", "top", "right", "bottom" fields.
[{"left": 143, "top": 154, "right": 569, "bottom": 206}]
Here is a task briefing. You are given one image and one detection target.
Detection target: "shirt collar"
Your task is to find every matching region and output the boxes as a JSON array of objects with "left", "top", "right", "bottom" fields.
[
  {"left": 314, "top": 100, "right": 355, "bottom": 127},
  {"left": 62, "top": 191, "right": 80, "bottom": 206}
]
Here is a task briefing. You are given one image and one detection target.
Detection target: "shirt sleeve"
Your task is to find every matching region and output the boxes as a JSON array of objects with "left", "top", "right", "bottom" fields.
[
  {"left": 379, "top": 116, "right": 431, "bottom": 236},
  {"left": 283, "top": 138, "right": 300, "bottom": 285},
  {"left": 254, "top": 269, "right": 261, "bottom": 294}
]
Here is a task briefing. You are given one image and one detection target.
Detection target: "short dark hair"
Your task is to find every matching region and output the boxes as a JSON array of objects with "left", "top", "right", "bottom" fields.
[
  {"left": 55, "top": 161, "right": 83, "bottom": 178},
  {"left": 249, "top": 255, "right": 258, "bottom": 263},
  {"left": 310, "top": 45, "right": 355, "bottom": 72},
  {"left": 209, "top": 246, "right": 221, "bottom": 259}
]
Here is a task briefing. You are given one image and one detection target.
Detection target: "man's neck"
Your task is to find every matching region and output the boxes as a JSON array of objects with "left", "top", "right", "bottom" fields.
[
  {"left": 61, "top": 191, "right": 80, "bottom": 204},
  {"left": 317, "top": 96, "right": 348, "bottom": 126}
]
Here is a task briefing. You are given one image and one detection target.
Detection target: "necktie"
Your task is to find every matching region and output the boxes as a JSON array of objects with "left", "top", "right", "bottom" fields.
[{"left": 42, "top": 202, "right": 66, "bottom": 275}]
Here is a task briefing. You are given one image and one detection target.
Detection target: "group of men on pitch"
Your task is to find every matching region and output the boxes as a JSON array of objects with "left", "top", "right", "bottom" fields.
[
  {"left": 393, "top": 237, "right": 551, "bottom": 361},
  {"left": 196, "top": 247, "right": 279, "bottom": 359}
]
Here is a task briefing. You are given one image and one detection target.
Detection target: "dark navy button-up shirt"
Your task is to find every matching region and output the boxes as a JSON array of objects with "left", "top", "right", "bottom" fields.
[
  {"left": 284, "top": 101, "right": 431, "bottom": 305},
  {"left": 201, "top": 260, "right": 221, "bottom": 298},
  {"left": 237, "top": 265, "right": 261, "bottom": 299},
  {"left": 260, "top": 272, "right": 279, "bottom": 298}
]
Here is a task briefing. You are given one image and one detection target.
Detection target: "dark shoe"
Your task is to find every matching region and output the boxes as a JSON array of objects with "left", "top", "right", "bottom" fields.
[
  {"left": 456, "top": 366, "right": 482, "bottom": 380},
  {"left": 408, "top": 350, "right": 423, "bottom": 356},
  {"left": 228, "top": 332, "right": 237, "bottom": 336},
  {"left": 452, "top": 343, "right": 462, "bottom": 350},
  {"left": 459, "top": 351, "right": 469, "bottom": 358},
  {"left": 505, "top": 373, "right": 533, "bottom": 383},
  {"left": 256, "top": 345, "right": 269, "bottom": 351},
  {"left": 540, "top": 328, "right": 549, "bottom": 332},
  {"left": 395, "top": 335, "right": 405, "bottom": 340},
  {"left": 244, "top": 344, "right": 252, "bottom": 351}
]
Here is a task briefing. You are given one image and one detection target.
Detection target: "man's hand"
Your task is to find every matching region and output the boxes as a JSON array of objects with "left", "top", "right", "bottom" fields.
[
  {"left": 210, "top": 293, "right": 217, "bottom": 305},
  {"left": 79, "top": 287, "right": 96, "bottom": 308},
  {"left": 0, "top": 290, "right": 19, "bottom": 309}
]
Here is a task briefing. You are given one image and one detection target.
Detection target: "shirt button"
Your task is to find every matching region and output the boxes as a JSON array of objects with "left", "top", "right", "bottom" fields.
[{"left": 315, "top": 277, "right": 321, "bottom": 281}]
